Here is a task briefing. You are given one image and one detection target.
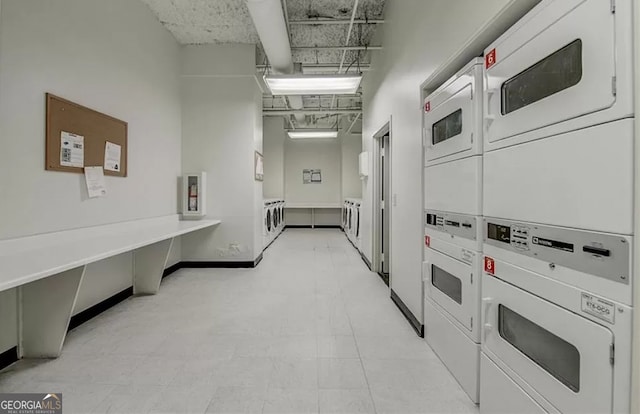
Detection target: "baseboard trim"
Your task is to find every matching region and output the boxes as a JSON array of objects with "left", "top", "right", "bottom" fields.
[
  {"left": 360, "top": 253, "right": 372, "bottom": 271},
  {"left": 377, "top": 272, "right": 390, "bottom": 287},
  {"left": 285, "top": 225, "right": 342, "bottom": 229},
  {"left": 163, "top": 262, "right": 183, "bottom": 278},
  {"left": 68, "top": 286, "right": 133, "bottom": 331},
  {"left": 391, "top": 289, "right": 424, "bottom": 338},
  {"left": 253, "top": 253, "right": 264, "bottom": 267},
  {"left": 0, "top": 346, "right": 18, "bottom": 371},
  {"left": 181, "top": 260, "right": 257, "bottom": 269}
]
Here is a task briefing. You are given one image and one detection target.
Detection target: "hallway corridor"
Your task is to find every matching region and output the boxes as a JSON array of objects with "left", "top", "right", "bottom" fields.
[{"left": 0, "top": 229, "right": 476, "bottom": 414}]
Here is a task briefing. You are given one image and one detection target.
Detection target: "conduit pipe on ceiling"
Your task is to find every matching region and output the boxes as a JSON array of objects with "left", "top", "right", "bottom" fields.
[{"left": 246, "top": 0, "right": 305, "bottom": 125}]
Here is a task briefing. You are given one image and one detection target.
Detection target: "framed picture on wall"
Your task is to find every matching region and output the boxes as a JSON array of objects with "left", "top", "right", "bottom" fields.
[
  {"left": 254, "top": 151, "right": 264, "bottom": 181},
  {"left": 303, "top": 169, "right": 322, "bottom": 184}
]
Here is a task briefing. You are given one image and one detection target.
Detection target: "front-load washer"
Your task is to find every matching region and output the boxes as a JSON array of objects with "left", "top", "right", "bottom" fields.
[
  {"left": 423, "top": 232, "right": 482, "bottom": 402},
  {"left": 424, "top": 155, "right": 482, "bottom": 216},
  {"left": 342, "top": 201, "right": 349, "bottom": 230},
  {"left": 355, "top": 200, "right": 362, "bottom": 252},
  {"left": 424, "top": 58, "right": 483, "bottom": 166},
  {"left": 483, "top": 0, "right": 633, "bottom": 152},
  {"left": 481, "top": 262, "right": 632, "bottom": 414}
]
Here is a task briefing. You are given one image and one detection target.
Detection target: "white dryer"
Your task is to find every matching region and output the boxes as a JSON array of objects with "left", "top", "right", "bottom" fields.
[
  {"left": 481, "top": 218, "right": 633, "bottom": 414},
  {"left": 423, "top": 58, "right": 483, "bottom": 166},
  {"left": 482, "top": 0, "right": 634, "bottom": 235},
  {"left": 354, "top": 200, "right": 362, "bottom": 252},
  {"left": 423, "top": 212, "right": 482, "bottom": 403}
]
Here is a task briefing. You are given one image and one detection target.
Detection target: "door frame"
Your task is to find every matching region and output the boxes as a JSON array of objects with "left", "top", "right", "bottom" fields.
[{"left": 371, "top": 118, "right": 392, "bottom": 285}]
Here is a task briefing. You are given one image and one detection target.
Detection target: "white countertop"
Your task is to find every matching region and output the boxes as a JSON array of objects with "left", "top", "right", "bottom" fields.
[
  {"left": 285, "top": 204, "right": 343, "bottom": 209},
  {"left": 0, "top": 215, "right": 220, "bottom": 292}
]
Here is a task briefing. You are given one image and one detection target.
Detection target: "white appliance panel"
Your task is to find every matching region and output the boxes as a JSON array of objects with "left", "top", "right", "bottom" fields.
[
  {"left": 483, "top": 119, "right": 633, "bottom": 235},
  {"left": 425, "top": 156, "right": 482, "bottom": 216},
  {"left": 424, "top": 299, "right": 480, "bottom": 403}
]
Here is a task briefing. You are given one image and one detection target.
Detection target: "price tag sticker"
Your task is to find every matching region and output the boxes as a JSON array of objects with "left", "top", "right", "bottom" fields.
[
  {"left": 485, "top": 48, "right": 497, "bottom": 69},
  {"left": 581, "top": 293, "right": 615, "bottom": 324},
  {"left": 484, "top": 256, "right": 495, "bottom": 275}
]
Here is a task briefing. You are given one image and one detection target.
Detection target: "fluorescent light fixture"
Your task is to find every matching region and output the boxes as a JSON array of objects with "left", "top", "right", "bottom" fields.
[
  {"left": 265, "top": 74, "right": 362, "bottom": 95},
  {"left": 288, "top": 130, "right": 339, "bottom": 139}
]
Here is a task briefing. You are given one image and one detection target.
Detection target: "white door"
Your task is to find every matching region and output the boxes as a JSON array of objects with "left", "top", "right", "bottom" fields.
[
  {"left": 484, "top": 0, "right": 617, "bottom": 143},
  {"left": 483, "top": 275, "right": 614, "bottom": 414},
  {"left": 424, "top": 62, "right": 481, "bottom": 163},
  {"left": 424, "top": 247, "right": 478, "bottom": 336}
]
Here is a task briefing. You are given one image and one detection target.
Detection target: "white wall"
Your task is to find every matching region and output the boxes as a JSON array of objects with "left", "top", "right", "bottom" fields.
[
  {"left": 180, "top": 44, "right": 263, "bottom": 262},
  {"left": 361, "top": 0, "right": 521, "bottom": 324},
  {"left": 0, "top": 0, "right": 182, "bottom": 354},
  {"left": 263, "top": 117, "right": 286, "bottom": 199},
  {"left": 285, "top": 138, "right": 342, "bottom": 205}
]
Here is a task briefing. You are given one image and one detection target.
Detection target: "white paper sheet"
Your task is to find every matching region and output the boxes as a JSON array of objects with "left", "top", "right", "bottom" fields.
[
  {"left": 84, "top": 166, "right": 107, "bottom": 198},
  {"left": 256, "top": 156, "right": 264, "bottom": 175},
  {"left": 104, "top": 141, "right": 122, "bottom": 172},
  {"left": 60, "top": 131, "right": 84, "bottom": 168}
]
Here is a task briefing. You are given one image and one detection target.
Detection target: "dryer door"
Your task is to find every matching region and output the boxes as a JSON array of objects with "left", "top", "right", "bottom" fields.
[
  {"left": 424, "top": 246, "right": 478, "bottom": 337},
  {"left": 485, "top": 0, "right": 616, "bottom": 143},
  {"left": 424, "top": 63, "right": 480, "bottom": 163},
  {"left": 482, "top": 274, "right": 613, "bottom": 414}
]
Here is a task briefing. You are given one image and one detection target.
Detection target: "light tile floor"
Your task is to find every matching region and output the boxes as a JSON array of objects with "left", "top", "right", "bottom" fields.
[{"left": 0, "top": 229, "right": 478, "bottom": 414}]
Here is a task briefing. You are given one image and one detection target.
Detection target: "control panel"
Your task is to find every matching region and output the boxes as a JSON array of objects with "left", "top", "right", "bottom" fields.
[
  {"left": 484, "top": 218, "right": 630, "bottom": 284},
  {"left": 425, "top": 210, "right": 476, "bottom": 241}
]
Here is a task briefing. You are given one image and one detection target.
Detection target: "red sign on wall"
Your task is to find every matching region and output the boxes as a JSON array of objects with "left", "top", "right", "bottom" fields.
[
  {"left": 424, "top": 101, "right": 431, "bottom": 112},
  {"left": 425, "top": 235, "right": 431, "bottom": 247},
  {"left": 484, "top": 256, "right": 495, "bottom": 275},
  {"left": 485, "top": 48, "right": 497, "bottom": 69}
]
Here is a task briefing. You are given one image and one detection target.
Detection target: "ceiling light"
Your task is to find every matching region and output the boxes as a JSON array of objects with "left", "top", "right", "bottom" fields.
[
  {"left": 288, "top": 130, "right": 339, "bottom": 139},
  {"left": 265, "top": 74, "right": 362, "bottom": 95}
]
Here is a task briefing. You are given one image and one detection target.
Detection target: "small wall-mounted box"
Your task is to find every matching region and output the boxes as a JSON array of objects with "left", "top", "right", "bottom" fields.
[
  {"left": 359, "top": 152, "right": 369, "bottom": 179},
  {"left": 182, "top": 172, "right": 206, "bottom": 219}
]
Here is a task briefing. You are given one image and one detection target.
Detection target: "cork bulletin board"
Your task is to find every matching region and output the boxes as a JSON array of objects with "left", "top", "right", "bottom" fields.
[{"left": 45, "top": 93, "right": 128, "bottom": 177}]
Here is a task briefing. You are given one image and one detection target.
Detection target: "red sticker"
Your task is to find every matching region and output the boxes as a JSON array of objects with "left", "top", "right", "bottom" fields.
[
  {"left": 485, "top": 49, "right": 497, "bottom": 69},
  {"left": 425, "top": 235, "right": 431, "bottom": 247},
  {"left": 484, "top": 256, "right": 495, "bottom": 275},
  {"left": 424, "top": 101, "right": 431, "bottom": 112}
]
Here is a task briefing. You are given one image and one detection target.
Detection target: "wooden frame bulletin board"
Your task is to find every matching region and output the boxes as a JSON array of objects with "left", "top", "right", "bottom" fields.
[{"left": 46, "top": 93, "right": 128, "bottom": 177}]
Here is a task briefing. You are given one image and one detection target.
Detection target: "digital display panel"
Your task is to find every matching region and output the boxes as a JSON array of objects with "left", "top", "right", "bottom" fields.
[{"left": 488, "top": 223, "right": 511, "bottom": 244}]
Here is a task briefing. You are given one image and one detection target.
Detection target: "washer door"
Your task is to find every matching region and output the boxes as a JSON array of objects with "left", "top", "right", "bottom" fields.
[
  {"left": 266, "top": 209, "right": 272, "bottom": 232},
  {"left": 482, "top": 274, "right": 614, "bottom": 414}
]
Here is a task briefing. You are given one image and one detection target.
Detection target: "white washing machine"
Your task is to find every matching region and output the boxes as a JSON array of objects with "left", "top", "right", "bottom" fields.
[
  {"left": 263, "top": 200, "right": 272, "bottom": 248},
  {"left": 482, "top": 0, "right": 634, "bottom": 235},
  {"left": 342, "top": 200, "right": 349, "bottom": 231},
  {"left": 481, "top": 218, "right": 633, "bottom": 413},
  {"left": 354, "top": 200, "right": 362, "bottom": 253},
  {"left": 423, "top": 212, "right": 482, "bottom": 403},
  {"left": 423, "top": 58, "right": 483, "bottom": 166}
]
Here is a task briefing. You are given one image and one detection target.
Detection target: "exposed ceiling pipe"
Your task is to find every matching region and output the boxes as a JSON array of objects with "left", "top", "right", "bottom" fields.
[
  {"left": 289, "top": 19, "right": 384, "bottom": 25},
  {"left": 264, "top": 109, "right": 361, "bottom": 116},
  {"left": 347, "top": 113, "right": 362, "bottom": 134},
  {"left": 246, "top": 0, "right": 305, "bottom": 125},
  {"left": 331, "top": 0, "right": 360, "bottom": 109}
]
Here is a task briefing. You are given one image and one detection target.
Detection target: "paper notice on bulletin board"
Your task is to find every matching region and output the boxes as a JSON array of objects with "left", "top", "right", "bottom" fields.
[
  {"left": 85, "top": 166, "right": 107, "bottom": 198},
  {"left": 104, "top": 141, "right": 122, "bottom": 172},
  {"left": 60, "top": 131, "right": 84, "bottom": 168}
]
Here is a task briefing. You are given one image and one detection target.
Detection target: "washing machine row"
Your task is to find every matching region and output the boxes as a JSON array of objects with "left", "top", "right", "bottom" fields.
[
  {"left": 344, "top": 198, "right": 362, "bottom": 254},
  {"left": 263, "top": 199, "right": 285, "bottom": 249},
  {"left": 422, "top": 0, "right": 635, "bottom": 412}
]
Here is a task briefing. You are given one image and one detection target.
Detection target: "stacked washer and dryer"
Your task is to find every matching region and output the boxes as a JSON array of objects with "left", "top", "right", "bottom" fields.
[
  {"left": 422, "top": 58, "right": 484, "bottom": 403},
  {"left": 343, "top": 198, "right": 362, "bottom": 253},
  {"left": 422, "top": 1, "right": 636, "bottom": 412},
  {"left": 263, "top": 199, "right": 285, "bottom": 249},
  {"left": 479, "top": 0, "right": 634, "bottom": 412}
]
